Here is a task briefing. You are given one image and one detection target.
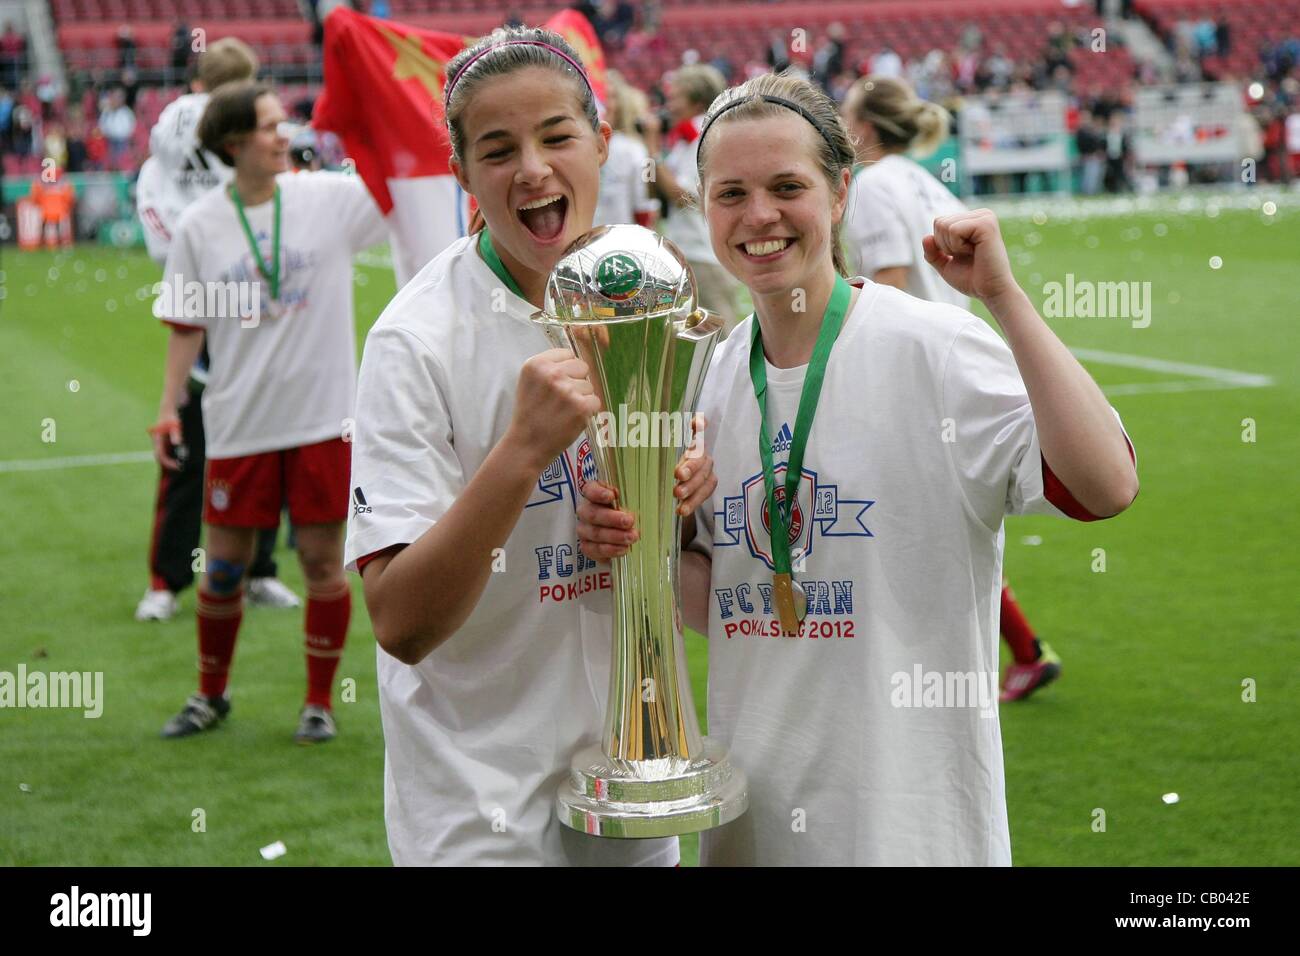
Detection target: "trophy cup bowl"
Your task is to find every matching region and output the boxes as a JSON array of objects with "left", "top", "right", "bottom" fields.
[{"left": 532, "top": 224, "right": 748, "bottom": 838}]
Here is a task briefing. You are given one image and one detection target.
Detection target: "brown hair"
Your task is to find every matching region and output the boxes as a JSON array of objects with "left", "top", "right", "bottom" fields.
[
  {"left": 697, "top": 72, "right": 857, "bottom": 277},
  {"left": 847, "top": 75, "right": 950, "bottom": 157},
  {"left": 196, "top": 37, "right": 258, "bottom": 92},
  {"left": 443, "top": 26, "right": 599, "bottom": 165},
  {"left": 198, "top": 80, "right": 275, "bottom": 166}
]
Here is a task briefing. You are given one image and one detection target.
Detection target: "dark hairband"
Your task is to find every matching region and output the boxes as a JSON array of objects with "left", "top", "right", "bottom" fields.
[
  {"left": 444, "top": 39, "right": 593, "bottom": 110},
  {"left": 696, "top": 93, "right": 837, "bottom": 167}
]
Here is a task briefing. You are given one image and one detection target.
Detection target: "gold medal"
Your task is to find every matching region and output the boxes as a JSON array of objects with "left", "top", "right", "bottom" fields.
[{"left": 772, "top": 573, "right": 806, "bottom": 635}]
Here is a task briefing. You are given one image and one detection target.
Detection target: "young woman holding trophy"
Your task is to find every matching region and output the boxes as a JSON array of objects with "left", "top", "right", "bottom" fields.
[
  {"left": 344, "top": 27, "right": 715, "bottom": 865},
  {"left": 577, "top": 73, "right": 1139, "bottom": 865}
]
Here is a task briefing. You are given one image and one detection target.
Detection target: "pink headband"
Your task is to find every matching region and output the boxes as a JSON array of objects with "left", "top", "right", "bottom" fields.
[{"left": 443, "top": 39, "right": 594, "bottom": 109}]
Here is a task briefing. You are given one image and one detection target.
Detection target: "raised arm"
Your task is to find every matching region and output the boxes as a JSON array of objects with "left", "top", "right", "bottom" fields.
[
  {"left": 924, "top": 209, "right": 1139, "bottom": 517},
  {"left": 362, "top": 349, "right": 597, "bottom": 665}
]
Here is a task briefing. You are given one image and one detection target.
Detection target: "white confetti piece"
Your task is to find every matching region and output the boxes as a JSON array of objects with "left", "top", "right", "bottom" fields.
[
  {"left": 1162, "top": 792, "right": 1179, "bottom": 805},
  {"left": 259, "top": 840, "right": 287, "bottom": 861}
]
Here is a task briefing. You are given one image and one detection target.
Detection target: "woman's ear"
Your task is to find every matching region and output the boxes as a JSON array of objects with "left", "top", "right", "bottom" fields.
[
  {"left": 831, "top": 166, "right": 851, "bottom": 225},
  {"left": 450, "top": 155, "right": 471, "bottom": 195},
  {"left": 597, "top": 120, "right": 612, "bottom": 167}
]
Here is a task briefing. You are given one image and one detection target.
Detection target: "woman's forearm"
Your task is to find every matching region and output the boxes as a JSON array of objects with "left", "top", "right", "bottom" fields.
[
  {"left": 985, "top": 286, "right": 1139, "bottom": 516},
  {"left": 362, "top": 429, "right": 549, "bottom": 665}
]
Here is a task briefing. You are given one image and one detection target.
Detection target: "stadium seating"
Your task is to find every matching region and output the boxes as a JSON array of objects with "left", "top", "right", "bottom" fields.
[{"left": 1134, "top": 0, "right": 1300, "bottom": 79}]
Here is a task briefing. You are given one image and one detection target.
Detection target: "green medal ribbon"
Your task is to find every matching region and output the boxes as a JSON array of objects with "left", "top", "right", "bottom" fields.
[
  {"left": 748, "top": 274, "right": 852, "bottom": 579},
  {"left": 478, "top": 229, "right": 526, "bottom": 300},
  {"left": 229, "top": 184, "right": 281, "bottom": 300}
]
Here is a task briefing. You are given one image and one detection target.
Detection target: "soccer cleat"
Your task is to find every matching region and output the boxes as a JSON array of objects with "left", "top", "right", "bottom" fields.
[
  {"left": 999, "top": 641, "right": 1062, "bottom": 703},
  {"left": 135, "top": 588, "right": 179, "bottom": 622},
  {"left": 246, "top": 577, "right": 302, "bottom": 608},
  {"left": 161, "top": 693, "right": 231, "bottom": 738},
  {"left": 294, "top": 705, "right": 337, "bottom": 744}
]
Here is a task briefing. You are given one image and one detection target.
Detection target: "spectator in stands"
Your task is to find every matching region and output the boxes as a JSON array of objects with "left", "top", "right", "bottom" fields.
[
  {"left": 765, "top": 31, "right": 791, "bottom": 74},
  {"left": 1043, "top": 21, "right": 1075, "bottom": 77},
  {"left": 0, "top": 86, "right": 13, "bottom": 151},
  {"left": 0, "top": 22, "right": 26, "bottom": 90},
  {"left": 1215, "top": 13, "right": 1231, "bottom": 59},
  {"left": 1103, "top": 111, "right": 1132, "bottom": 193},
  {"left": 11, "top": 102, "right": 36, "bottom": 156},
  {"left": 982, "top": 43, "right": 1015, "bottom": 92},
  {"left": 85, "top": 123, "right": 108, "bottom": 170},
  {"left": 99, "top": 86, "right": 136, "bottom": 165},
  {"left": 117, "top": 27, "right": 138, "bottom": 72},
  {"left": 594, "top": 0, "right": 636, "bottom": 50},
  {"left": 812, "top": 23, "right": 848, "bottom": 92},
  {"left": 871, "top": 45, "right": 904, "bottom": 80},
  {"left": 172, "top": 23, "right": 192, "bottom": 76},
  {"left": 1076, "top": 109, "right": 1106, "bottom": 195},
  {"left": 64, "top": 104, "right": 89, "bottom": 173}
]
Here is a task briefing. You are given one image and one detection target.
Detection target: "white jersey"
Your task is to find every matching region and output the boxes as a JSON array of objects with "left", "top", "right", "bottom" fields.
[
  {"left": 661, "top": 116, "right": 717, "bottom": 264},
  {"left": 157, "top": 171, "right": 387, "bottom": 459},
  {"left": 594, "top": 130, "right": 649, "bottom": 228},
  {"left": 690, "top": 281, "right": 1133, "bottom": 866},
  {"left": 344, "top": 235, "right": 679, "bottom": 868},
  {"left": 138, "top": 92, "right": 230, "bottom": 264},
  {"left": 843, "top": 154, "right": 970, "bottom": 310}
]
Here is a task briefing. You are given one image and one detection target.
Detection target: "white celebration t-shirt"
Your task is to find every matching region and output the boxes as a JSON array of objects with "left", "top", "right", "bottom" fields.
[
  {"left": 157, "top": 171, "right": 387, "bottom": 459},
  {"left": 344, "top": 235, "right": 679, "bottom": 868},
  {"left": 690, "top": 280, "right": 1134, "bottom": 866},
  {"left": 138, "top": 92, "right": 230, "bottom": 264},
  {"left": 661, "top": 116, "right": 718, "bottom": 264},
  {"left": 594, "top": 130, "right": 650, "bottom": 229},
  {"left": 843, "top": 154, "right": 970, "bottom": 310}
]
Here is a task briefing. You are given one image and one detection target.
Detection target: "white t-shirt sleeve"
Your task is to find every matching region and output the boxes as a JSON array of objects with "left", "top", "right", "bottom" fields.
[
  {"left": 941, "top": 317, "right": 1130, "bottom": 529},
  {"left": 329, "top": 172, "right": 389, "bottom": 253},
  {"left": 847, "top": 177, "right": 914, "bottom": 275},
  {"left": 345, "top": 324, "right": 463, "bottom": 572},
  {"left": 155, "top": 217, "right": 206, "bottom": 329}
]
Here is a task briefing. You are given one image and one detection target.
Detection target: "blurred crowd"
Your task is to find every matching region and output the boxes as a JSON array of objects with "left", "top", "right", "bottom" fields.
[{"left": 3, "top": 2, "right": 1299, "bottom": 187}]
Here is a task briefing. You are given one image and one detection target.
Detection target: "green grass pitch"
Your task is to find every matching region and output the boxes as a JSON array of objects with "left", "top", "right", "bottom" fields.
[{"left": 1, "top": 195, "right": 1296, "bottom": 866}]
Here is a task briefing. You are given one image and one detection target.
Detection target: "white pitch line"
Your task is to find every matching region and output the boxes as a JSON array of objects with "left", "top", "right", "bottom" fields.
[
  {"left": 1072, "top": 347, "right": 1275, "bottom": 389},
  {"left": 0, "top": 353, "right": 1272, "bottom": 473},
  {"left": 0, "top": 450, "right": 154, "bottom": 473}
]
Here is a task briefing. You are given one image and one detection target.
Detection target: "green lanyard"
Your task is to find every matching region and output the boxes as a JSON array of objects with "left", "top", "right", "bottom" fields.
[
  {"left": 230, "top": 183, "right": 281, "bottom": 300},
  {"left": 477, "top": 229, "right": 526, "bottom": 299},
  {"left": 748, "top": 274, "right": 851, "bottom": 579}
]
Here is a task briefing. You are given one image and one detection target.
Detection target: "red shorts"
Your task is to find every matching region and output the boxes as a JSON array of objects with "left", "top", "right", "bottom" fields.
[{"left": 204, "top": 437, "right": 351, "bottom": 528}]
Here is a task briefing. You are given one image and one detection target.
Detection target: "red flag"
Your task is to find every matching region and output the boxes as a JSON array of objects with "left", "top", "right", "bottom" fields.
[{"left": 313, "top": 7, "right": 607, "bottom": 286}]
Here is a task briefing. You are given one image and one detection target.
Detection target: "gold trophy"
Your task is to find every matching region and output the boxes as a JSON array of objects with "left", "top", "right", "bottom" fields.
[{"left": 533, "top": 225, "right": 748, "bottom": 838}]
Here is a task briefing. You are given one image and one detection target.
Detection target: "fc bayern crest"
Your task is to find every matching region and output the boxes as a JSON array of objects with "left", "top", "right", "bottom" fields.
[
  {"left": 741, "top": 465, "right": 815, "bottom": 571},
  {"left": 209, "top": 480, "right": 231, "bottom": 512},
  {"left": 575, "top": 437, "right": 598, "bottom": 492},
  {"left": 760, "top": 485, "right": 804, "bottom": 544}
]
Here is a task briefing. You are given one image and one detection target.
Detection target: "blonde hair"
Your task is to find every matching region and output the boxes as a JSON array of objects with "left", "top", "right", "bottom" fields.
[
  {"left": 196, "top": 37, "right": 258, "bottom": 92},
  {"left": 697, "top": 72, "right": 857, "bottom": 277},
  {"left": 847, "top": 75, "right": 950, "bottom": 158},
  {"left": 605, "top": 69, "right": 648, "bottom": 135},
  {"left": 668, "top": 64, "right": 726, "bottom": 114}
]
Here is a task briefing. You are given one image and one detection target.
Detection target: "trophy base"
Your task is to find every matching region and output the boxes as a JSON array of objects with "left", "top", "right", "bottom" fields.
[{"left": 556, "top": 738, "right": 748, "bottom": 839}]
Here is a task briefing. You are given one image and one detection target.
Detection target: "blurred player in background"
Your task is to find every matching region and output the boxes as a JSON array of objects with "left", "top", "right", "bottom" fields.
[
  {"left": 842, "top": 75, "right": 1062, "bottom": 702},
  {"left": 135, "top": 37, "right": 301, "bottom": 622},
  {"left": 645, "top": 63, "right": 745, "bottom": 334},
  {"left": 150, "top": 81, "right": 386, "bottom": 742},
  {"left": 592, "top": 69, "right": 652, "bottom": 229}
]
